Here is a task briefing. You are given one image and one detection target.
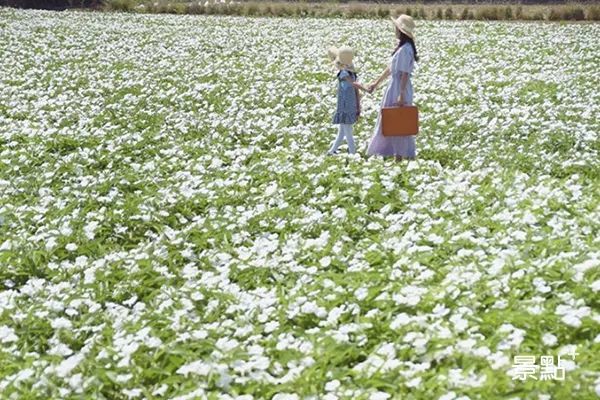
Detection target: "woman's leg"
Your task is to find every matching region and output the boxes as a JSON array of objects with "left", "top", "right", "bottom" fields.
[
  {"left": 328, "top": 125, "right": 345, "bottom": 154},
  {"left": 344, "top": 124, "right": 356, "bottom": 154}
]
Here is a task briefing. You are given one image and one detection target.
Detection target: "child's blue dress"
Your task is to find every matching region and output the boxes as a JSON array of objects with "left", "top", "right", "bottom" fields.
[{"left": 332, "top": 70, "right": 358, "bottom": 125}]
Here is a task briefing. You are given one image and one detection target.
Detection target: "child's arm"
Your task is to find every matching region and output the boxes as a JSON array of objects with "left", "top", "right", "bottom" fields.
[
  {"left": 352, "top": 81, "right": 370, "bottom": 93},
  {"left": 341, "top": 76, "right": 370, "bottom": 93}
]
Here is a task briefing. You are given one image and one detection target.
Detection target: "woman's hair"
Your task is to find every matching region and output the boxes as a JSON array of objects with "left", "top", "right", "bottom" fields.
[{"left": 392, "top": 29, "right": 419, "bottom": 62}]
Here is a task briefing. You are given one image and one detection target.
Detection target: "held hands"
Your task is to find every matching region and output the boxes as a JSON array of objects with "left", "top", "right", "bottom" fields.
[
  {"left": 366, "top": 82, "right": 377, "bottom": 94},
  {"left": 351, "top": 81, "right": 376, "bottom": 94},
  {"left": 352, "top": 82, "right": 371, "bottom": 94}
]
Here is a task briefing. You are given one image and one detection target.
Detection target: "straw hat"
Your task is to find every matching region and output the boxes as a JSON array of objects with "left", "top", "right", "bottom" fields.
[
  {"left": 391, "top": 14, "right": 416, "bottom": 39},
  {"left": 327, "top": 46, "right": 355, "bottom": 71}
]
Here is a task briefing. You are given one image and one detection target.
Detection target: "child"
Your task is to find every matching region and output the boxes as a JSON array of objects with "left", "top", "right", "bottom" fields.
[{"left": 327, "top": 46, "right": 369, "bottom": 155}]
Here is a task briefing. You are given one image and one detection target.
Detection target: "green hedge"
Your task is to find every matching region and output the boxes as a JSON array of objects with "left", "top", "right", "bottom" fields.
[{"left": 101, "top": 1, "right": 600, "bottom": 21}]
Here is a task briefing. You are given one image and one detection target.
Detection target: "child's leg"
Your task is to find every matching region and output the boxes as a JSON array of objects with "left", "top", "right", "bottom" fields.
[
  {"left": 328, "top": 125, "right": 345, "bottom": 154},
  {"left": 343, "top": 124, "right": 356, "bottom": 154}
]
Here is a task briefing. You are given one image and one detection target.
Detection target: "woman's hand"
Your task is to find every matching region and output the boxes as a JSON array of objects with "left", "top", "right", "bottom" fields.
[
  {"left": 367, "top": 82, "right": 377, "bottom": 94},
  {"left": 396, "top": 95, "right": 406, "bottom": 106}
]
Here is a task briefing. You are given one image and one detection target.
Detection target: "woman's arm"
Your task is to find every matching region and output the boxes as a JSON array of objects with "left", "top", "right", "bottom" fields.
[
  {"left": 356, "top": 87, "right": 361, "bottom": 117},
  {"left": 368, "top": 66, "right": 391, "bottom": 92},
  {"left": 397, "top": 72, "right": 409, "bottom": 105}
]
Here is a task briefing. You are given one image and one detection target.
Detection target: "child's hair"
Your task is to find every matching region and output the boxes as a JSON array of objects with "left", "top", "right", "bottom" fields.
[{"left": 392, "top": 30, "right": 419, "bottom": 62}]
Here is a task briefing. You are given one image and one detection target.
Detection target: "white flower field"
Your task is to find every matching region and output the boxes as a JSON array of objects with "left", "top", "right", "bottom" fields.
[{"left": 0, "top": 8, "right": 599, "bottom": 400}]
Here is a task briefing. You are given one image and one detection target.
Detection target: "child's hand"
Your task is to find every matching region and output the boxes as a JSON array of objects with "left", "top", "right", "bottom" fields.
[{"left": 352, "top": 82, "right": 370, "bottom": 93}]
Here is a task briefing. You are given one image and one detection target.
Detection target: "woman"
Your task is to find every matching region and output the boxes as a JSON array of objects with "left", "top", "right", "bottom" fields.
[{"left": 366, "top": 14, "right": 419, "bottom": 161}]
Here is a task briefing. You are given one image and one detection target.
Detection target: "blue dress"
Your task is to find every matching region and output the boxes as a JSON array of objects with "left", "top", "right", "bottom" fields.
[{"left": 332, "top": 69, "right": 358, "bottom": 125}]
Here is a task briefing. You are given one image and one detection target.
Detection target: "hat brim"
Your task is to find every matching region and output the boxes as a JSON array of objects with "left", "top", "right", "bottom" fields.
[
  {"left": 391, "top": 17, "right": 415, "bottom": 39},
  {"left": 332, "top": 60, "right": 355, "bottom": 72}
]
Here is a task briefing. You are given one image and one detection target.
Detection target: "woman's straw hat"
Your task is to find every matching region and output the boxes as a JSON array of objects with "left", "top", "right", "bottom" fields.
[
  {"left": 327, "top": 46, "right": 355, "bottom": 71},
  {"left": 391, "top": 14, "right": 416, "bottom": 39}
]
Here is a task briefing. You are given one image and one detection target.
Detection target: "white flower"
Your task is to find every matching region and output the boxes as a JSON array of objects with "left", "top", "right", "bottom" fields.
[
  {"left": 215, "top": 337, "right": 238, "bottom": 352},
  {"left": 320, "top": 256, "right": 332, "bottom": 268},
  {"left": 487, "top": 352, "right": 510, "bottom": 370},
  {"left": 370, "top": 392, "right": 391, "bottom": 400},
  {"left": 325, "top": 379, "right": 341, "bottom": 391},
  {"left": 176, "top": 360, "right": 211, "bottom": 376},
  {"left": 152, "top": 385, "right": 168, "bottom": 396},
  {"left": 560, "top": 314, "right": 581, "bottom": 328},
  {"left": 405, "top": 377, "right": 421, "bottom": 388},
  {"left": 51, "top": 318, "right": 73, "bottom": 330},
  {"left": 60, "top": 224, "right": 73, "bottom": 236},
  {"left": 390, "top": 313, "right": 411, "bottom": 329},
  {"left": 45, "top": 237, "right": 58, "bottom": 251},
  {"left": 449, "top": 315, "right": 469, "bottom": 332},
  {"left": 48, "top": 342, "right": 73, "bottom": 357},
  {"left": 265, "top": 321, "right": 279, "bottom": 333},
  {"left": 272, "top": 394, "right": 299, "bottom": 400},
  {"left": 84, "top": 221, "right": 99, "bottom": 240},
  {"left": 123, "top": 388, "right": 142, "bottom": 398},
  {"left": 0, "top": 325, "right": 18, "bottom": 343},
  {"left": 56, "top": 353, "right": 84, "bottom": 378},
  {"left": 116, "top": 373, "right": 133, "bottom": 383},
  {"left": 265, "top": 183, "right": 278, "bottom": 197},
  {"left": 332, "top": 207, "right": 347, "bottom": 219},
  {"left": 14, "top": 368, "right": 35, "bottom": 382},
  {"left": 572, "top": 259, "right": 600, "bottom": 282},
  {"left": 438, "top": 392, "right": 457, "bottom": 400},
  {"left": 65, "top": 243, "right": 78, "bottom": 252},
  {"left": 542, "top": 333, "right": 558, "bottom": 347},
  {"left": 354, "top": 287, "right": 368, "bottom": 301},
  {"left": 473, "top": 347, "right": 491, "bottom": 357}
]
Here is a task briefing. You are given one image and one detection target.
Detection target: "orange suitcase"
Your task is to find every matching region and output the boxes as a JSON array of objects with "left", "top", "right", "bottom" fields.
[{"left": 382, "top": 106, "right": 419, "bottom": 136}]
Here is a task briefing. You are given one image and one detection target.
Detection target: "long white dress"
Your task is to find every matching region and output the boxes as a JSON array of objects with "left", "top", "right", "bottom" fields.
[{"left": 366, "top": 43, "right": 416, "bottom": 157}]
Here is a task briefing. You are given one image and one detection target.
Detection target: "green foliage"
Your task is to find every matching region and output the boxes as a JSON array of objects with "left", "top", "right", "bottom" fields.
[
  {"left": 103, "top": 0, "right": 136, "bottom": 12},
  {"left": 96, "top": 1, "right": 600, "bottom": 21},
  {"left": 589, "top": 6, "right": 600, "bottom": 20},
  {"left": 444, "top": 7, "right": 453, "bottom": 20},
  {"left": 476, "top": 6, "right": 500, "bottom": 21}
]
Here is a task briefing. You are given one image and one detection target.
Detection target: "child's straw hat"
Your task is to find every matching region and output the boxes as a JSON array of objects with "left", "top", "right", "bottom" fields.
[
  {"left": 391, "top": 14, "right": 416, "bottom": 39},
  {"left": 327, "top": 46, "right": 355, "bottom": 72}
]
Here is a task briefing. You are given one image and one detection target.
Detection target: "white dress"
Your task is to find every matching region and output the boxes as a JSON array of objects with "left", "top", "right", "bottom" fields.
[{"left": 366, "top": 43, "right": 416, "bottom": 157}]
